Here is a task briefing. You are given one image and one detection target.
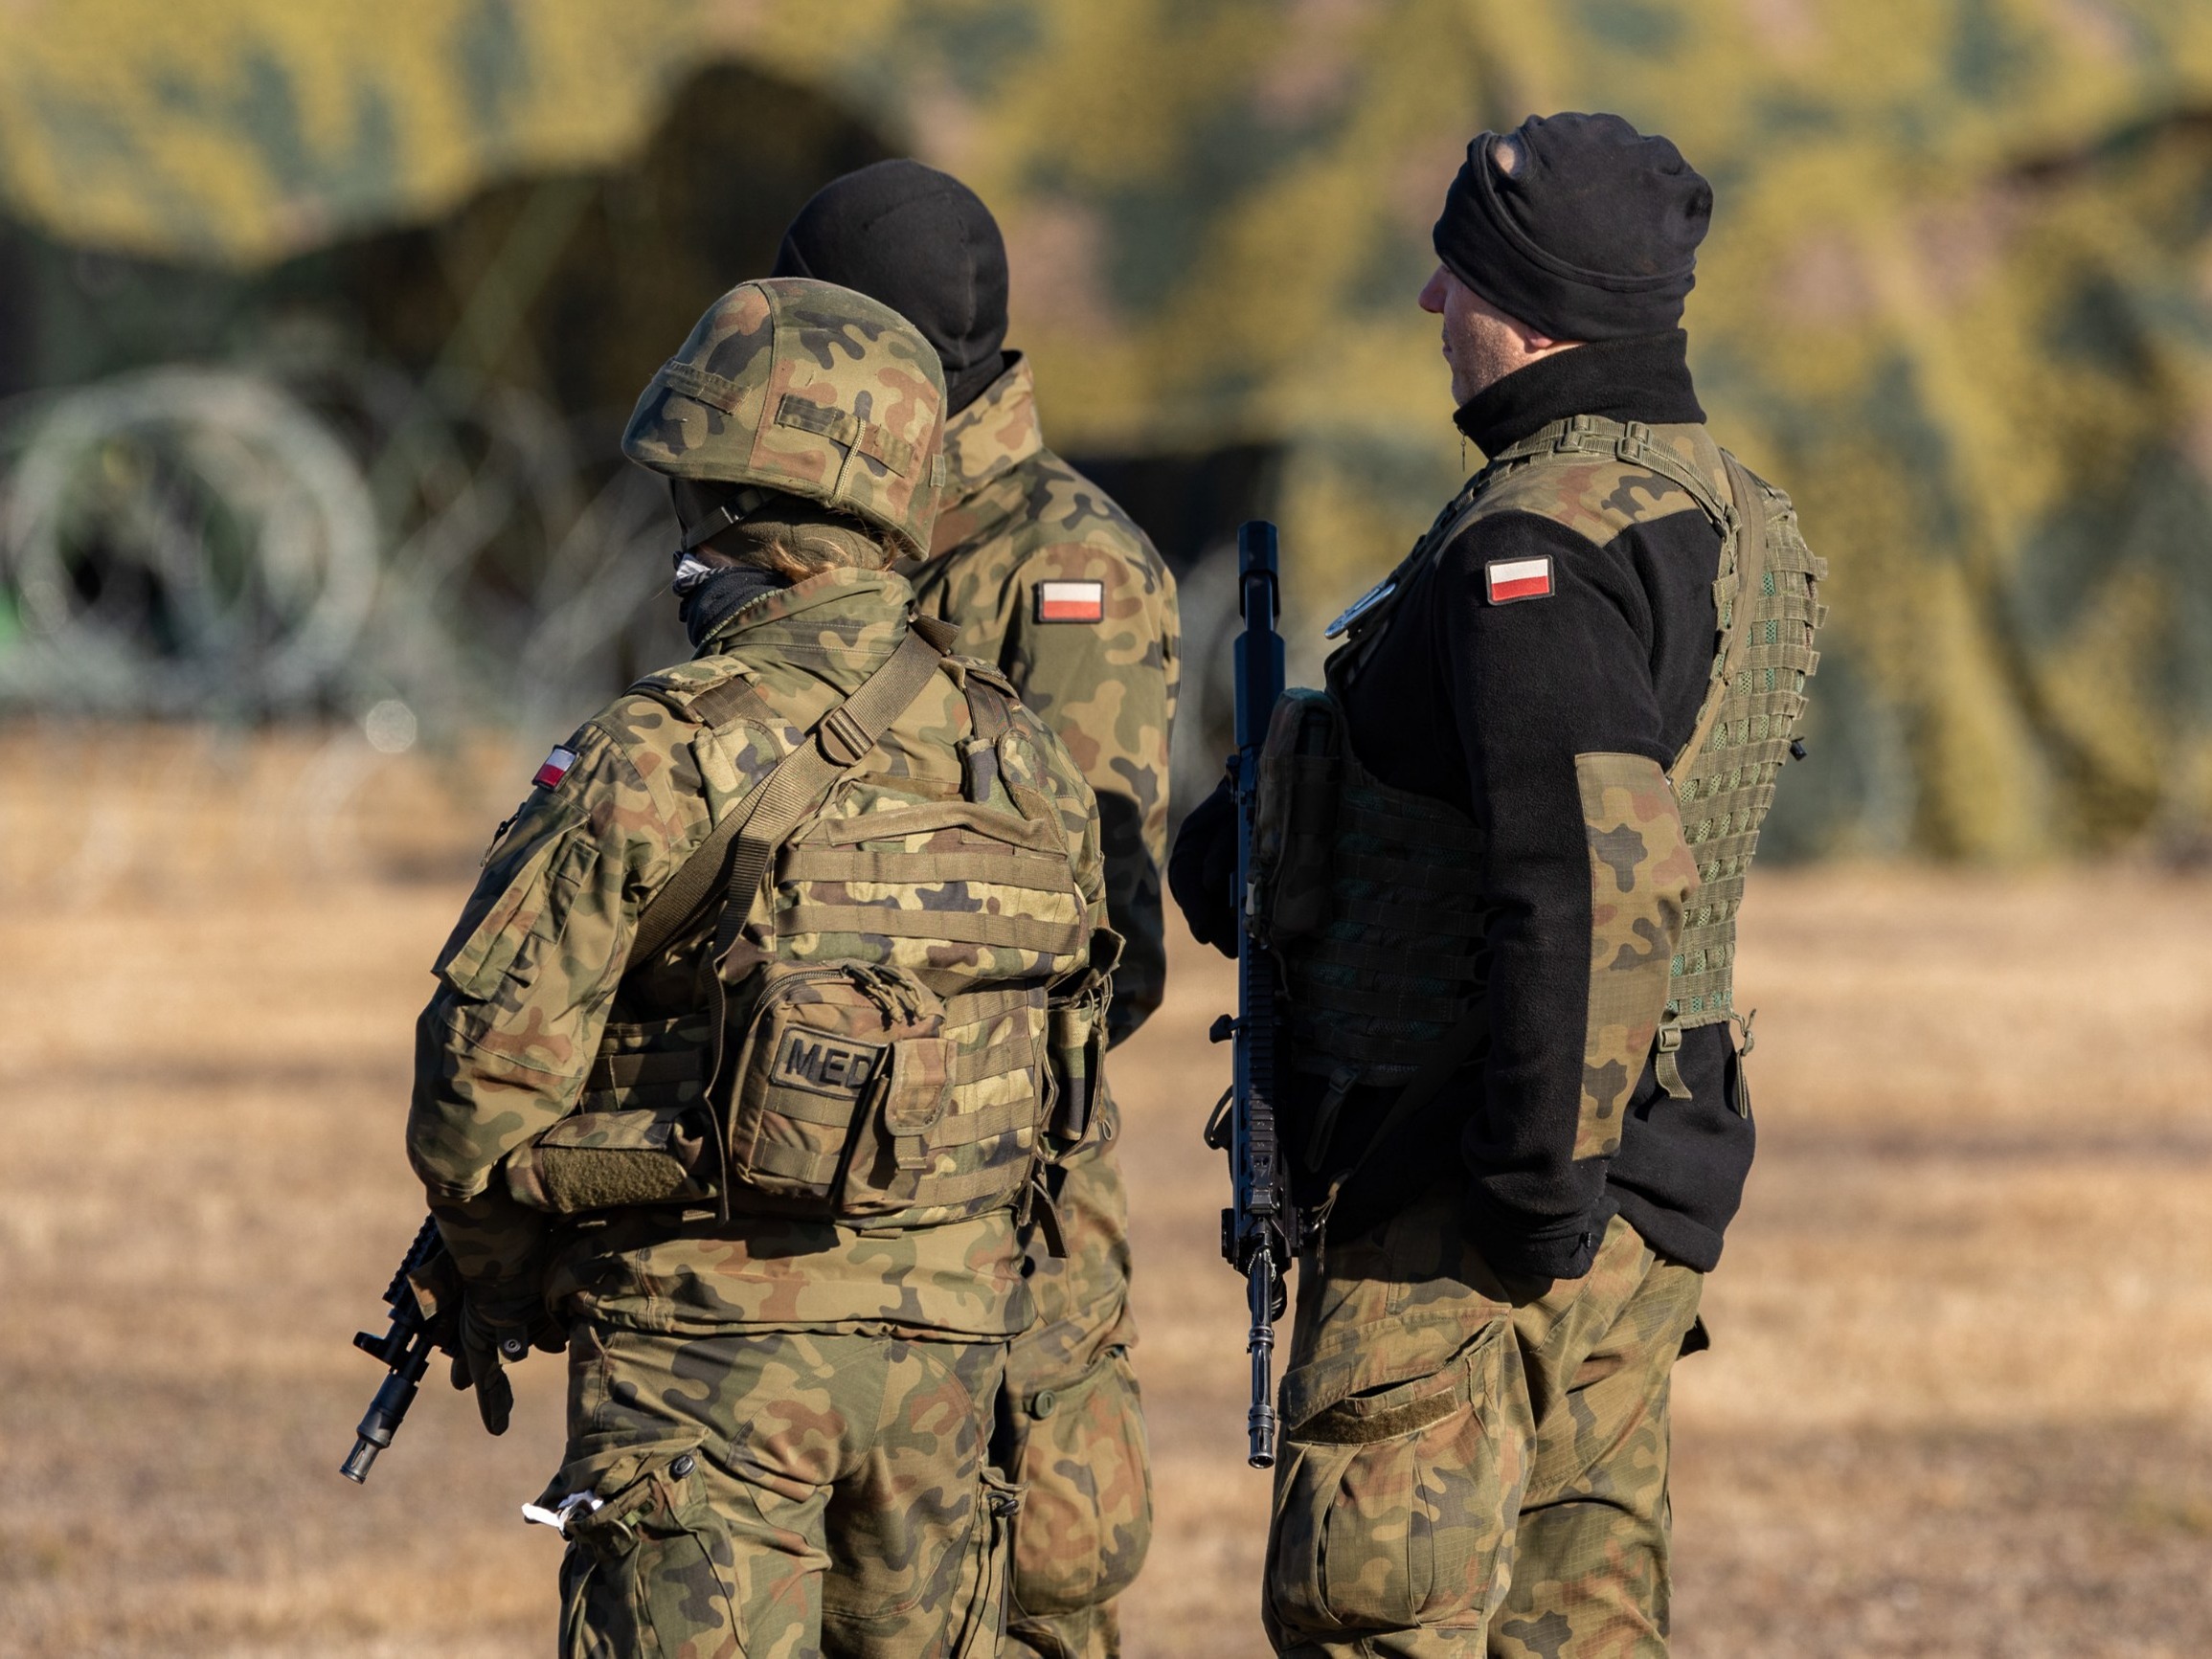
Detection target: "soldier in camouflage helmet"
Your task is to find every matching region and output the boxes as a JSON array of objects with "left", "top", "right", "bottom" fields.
[
  {"left": 775, "top": 161, "right": 1175, "bottom": 1659},
  {"left": 407, "top": 275, "right": 1117, "bottom": 1658},
  {"left": 1172, "top": 115, "right": 1823, "bottom": 1654}
]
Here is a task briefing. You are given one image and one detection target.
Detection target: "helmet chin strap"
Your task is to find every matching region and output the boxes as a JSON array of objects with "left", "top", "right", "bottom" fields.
[
  {"left": 670, "top": 485, "right": 774, "bottom": 592},
  {"left": 672, "top": 483, "right": 772, "bottom": 553}
]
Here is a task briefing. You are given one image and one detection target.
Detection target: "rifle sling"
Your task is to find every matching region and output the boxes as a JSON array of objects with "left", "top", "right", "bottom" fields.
[{"left": 628, "top": 618, "right": 954, "bottom": 968}]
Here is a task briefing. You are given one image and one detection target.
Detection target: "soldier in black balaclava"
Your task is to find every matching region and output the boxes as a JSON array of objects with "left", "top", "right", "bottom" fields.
[
  {"left": 1170, "top": 112, "right": 1823, "bottom": 1656},
  {"left": 777, "top": 159, "right": 1179, "bottom": 1659},
  {"left": 774, "top": 159, "right": 1011, "bottom": 413}
]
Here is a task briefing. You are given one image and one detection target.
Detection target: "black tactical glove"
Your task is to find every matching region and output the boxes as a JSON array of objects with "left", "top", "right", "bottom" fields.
[
  {"left": 1168, "top": 775, "right": 1239, "bottom": 957},
  {"left": 447, "top": 1293, "right": 563, "bottom": 1436}
]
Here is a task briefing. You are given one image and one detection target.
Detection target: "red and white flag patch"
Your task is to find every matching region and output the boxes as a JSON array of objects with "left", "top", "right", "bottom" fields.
[
  {"left": 532, "top": 745, "right": 578, "bottom": 789},
  {"left": 1484, "top": 555, "right": 1554, "bottom": 604},
  {"left": 1034, "top": 579, "right": 1106, "bottom": 623}
]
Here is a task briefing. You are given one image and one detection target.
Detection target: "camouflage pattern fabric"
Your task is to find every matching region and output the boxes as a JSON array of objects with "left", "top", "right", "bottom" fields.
[
  {"left": 623, "top": 277, "right": 949, "bottom": 557},
  {"left": 406, "top": 563, "right": 1107, "bottom": 1337},
  {"left": 908, "top": 354, "right": 1178, "bottom": 1041},
  {"left": 905, "top": 354, "right": 1171, "bottom": 1657},
  {"left": 1571, "top": 753, "right": 1696, "bottom": 1160},
  {"left": 998, "top": 1136, "right": 1151, "bottom": 1658},
  {"left": 1264, "top": 1187, "right": 1703, "bottom": 1658},
  {"left": 550, "top": 1321, "right": 1015, "bottom": 1659}
]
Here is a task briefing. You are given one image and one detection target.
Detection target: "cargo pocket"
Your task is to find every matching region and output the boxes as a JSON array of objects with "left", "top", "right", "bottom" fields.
[
  {"left": 1009, "top": 1346, "right": 1152, "bottom": 1618},
  {"left": 946, "top": 1468, "right": 1021, "bottom": 1658},
  {"left": 556, "top": 1440, "right": 737, "bottom": 1659},
  {"left": 1265, "top": 1320, "right": 1514, "bottom": 1638}
]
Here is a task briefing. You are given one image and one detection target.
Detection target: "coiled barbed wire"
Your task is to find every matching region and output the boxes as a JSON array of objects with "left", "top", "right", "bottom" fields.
[{"left": 0, "top": 355, "right": 679, "bottom": 902}]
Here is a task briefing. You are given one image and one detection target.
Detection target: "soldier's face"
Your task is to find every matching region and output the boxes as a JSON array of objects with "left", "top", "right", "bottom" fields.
[{"left": 1418, "top": 264, "right": 1570, "bottom": 407}]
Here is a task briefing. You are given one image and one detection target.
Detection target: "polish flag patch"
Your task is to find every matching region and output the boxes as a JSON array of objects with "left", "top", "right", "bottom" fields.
[
  {"left": 1484, "top": 556, "right": 1554, "bottom": 604},
  {"left": 1034, "top": 579, "right": 1106, "bottom": 623},
  {"left": 532, "top": 745, "right": 578, "bottom": 789}
]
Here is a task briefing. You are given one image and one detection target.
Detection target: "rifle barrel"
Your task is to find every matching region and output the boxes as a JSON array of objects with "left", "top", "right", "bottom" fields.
[{"left": 1246, "top": 1249, "right": 1279, "bottom": 1468}]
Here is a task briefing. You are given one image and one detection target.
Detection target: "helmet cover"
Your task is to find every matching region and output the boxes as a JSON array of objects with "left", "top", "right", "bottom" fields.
[{"left": 622, "top": 277, "right": 948, "bottom": 556}]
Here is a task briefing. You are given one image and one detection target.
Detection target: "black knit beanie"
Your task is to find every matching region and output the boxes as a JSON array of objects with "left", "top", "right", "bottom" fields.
[
  {"left": 772, "top": 159, "right": 1010, "bottom": 414},
  {"left": 1432, "top": 112, "right": 1711, "bottom": 341}
]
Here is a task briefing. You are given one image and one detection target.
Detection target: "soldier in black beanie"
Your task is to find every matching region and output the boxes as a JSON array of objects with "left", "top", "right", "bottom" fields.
[
  {"left": 774, "top": 158, "right": 1012, "bottom": 412},
  {"left": 773, "top": 159, "right": 1179, "bottom": 1659},
  {"left": 1433, "top": 111, "right": 1712, "bottom": 347},
  {"left": 1172, "top": 113, "right": 1823, "bottom": 1656}
]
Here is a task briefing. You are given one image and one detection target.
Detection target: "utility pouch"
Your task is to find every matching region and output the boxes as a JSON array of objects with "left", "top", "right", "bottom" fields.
[
  {"left": 508, "top": 1014, "right": 718, "bottom": 1215},
  {"left": 722, "top": 960, "right": 951, "bottom": 1214},
  {"left": 508, "top": 1106, "right": 719, "bottom": 1215},
  {"left": 1253, "top": 688, "right": 1343, "bottom": 943},
  {"left": 1046, "top": 986, "right": 1108, "bottom": 1149},
  {"left": 1043, "top": 918, "right": 1119, "bottom": 1152}
]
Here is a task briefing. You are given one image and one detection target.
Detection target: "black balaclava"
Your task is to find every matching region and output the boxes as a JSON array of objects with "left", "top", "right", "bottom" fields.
[
  {"left": 773, "top": 159, "right": 1010, "bottom": 414},
  {"left": 1432, "top": 112, "right": 1711, "bottom": 341}
]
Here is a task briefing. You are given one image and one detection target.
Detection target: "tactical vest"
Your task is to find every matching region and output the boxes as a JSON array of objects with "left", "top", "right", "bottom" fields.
[
  {"left": 507, "top": 620, "right": 1107, "bottom": 1230},
  {"left": 1255, "top": 414, "right": 1825, "bottom": 1165}
]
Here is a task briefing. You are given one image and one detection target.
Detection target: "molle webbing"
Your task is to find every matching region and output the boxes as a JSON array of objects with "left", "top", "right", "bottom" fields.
[
  {"left": 628, "top": 614, "right": 959, "bottom": 968},
  {"left": 1664, "top": 467, "right": 1825, "bottom": 1026},
  {"left": 552, "top": 615, "right": 1092, "bottom": 1228}
]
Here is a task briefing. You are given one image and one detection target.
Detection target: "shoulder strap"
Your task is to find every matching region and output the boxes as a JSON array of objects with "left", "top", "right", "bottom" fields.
[
  {"left": 629, "top": 615, "right": 958, "bottom": 968},
  {"left": 959, "top": 671, "right": 1015, "bottom": 803},
  {"left": 1666, "top": 452, "right": 1769, "bottom": 787}
]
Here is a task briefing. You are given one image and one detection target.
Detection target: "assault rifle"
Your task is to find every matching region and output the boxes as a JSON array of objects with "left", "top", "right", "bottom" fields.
[
  {"left": 1204, "top": 519, "right": 1297, "bottom": 1469},
  {"left": 341, "top": 1213, "right": 463, "bottom": 1483}
]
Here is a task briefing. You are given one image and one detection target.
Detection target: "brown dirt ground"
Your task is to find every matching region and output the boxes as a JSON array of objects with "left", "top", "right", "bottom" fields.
[{"left": 4, "top": 733, "right": 2211, "bottom": 1657}]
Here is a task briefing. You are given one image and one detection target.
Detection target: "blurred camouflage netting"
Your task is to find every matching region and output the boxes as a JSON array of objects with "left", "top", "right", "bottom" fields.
[{"left": 0, "top": 0, "right": 2209, "bottom": 861}]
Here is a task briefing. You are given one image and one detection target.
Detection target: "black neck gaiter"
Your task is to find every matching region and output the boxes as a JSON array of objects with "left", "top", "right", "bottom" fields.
[{"left": 678, "top": 564, "right": 787, "bottom": 651}]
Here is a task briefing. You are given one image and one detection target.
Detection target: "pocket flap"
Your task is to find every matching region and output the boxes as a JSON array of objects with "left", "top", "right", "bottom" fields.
[
  {"left": 879, "top": 1038, "right": 954, "bottom": 1173},
  {"left": 533, "top": 1110, "right": 676, "bottom": 1152},
  {"left": 881, "top": 1037, "right": 952, "bottom": 1138},
  {"left": 535, "top": 1430, "right": 709, "bottom": 1513},
  {"left": 1279, "top": 1316, "right": 1503, "bottom": 1433}
]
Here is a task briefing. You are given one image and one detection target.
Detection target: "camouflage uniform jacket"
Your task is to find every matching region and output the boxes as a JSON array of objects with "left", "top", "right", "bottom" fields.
[
  {"left": 407, "top": 566, "right": 1109, "bottom": 1339},
  {"left": 908, "top": 354, "right": 1178, "bottom": 1042}
]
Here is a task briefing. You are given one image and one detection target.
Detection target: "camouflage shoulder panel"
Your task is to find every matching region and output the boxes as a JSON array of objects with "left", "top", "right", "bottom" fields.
[
  {"left": 1572, "top": 751, "right": 1696, "bottom": 1162},
  {"left": 1000, "top": 693, "right": 1097, "bottom": 803},
  {"left": 1456, "top": 418, "right": 1732, "bottom": 553},
  {"left": 1469, "top": 456, "right": 1697, "bottom": 549}
]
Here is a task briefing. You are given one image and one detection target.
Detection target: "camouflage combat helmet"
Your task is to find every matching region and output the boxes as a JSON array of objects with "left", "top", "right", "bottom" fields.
[{"left": 622, "top": 277, "right": 950, "bottom": 558}]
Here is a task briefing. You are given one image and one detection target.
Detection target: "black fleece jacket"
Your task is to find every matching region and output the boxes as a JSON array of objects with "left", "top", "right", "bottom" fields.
[{"left": 1310, "top": 331, "right": 1752, "bottom": 1278}]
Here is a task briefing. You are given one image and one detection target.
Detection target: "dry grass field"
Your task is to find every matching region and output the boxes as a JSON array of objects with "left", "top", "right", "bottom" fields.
[{"left": 5, "top": 728, "right": 2212, "bottom": 1657}]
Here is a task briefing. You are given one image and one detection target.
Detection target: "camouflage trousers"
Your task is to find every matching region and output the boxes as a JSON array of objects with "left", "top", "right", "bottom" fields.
[
  {"left": 1263, "top": 1187, "right": 1704, "bottom": 1658},
  {"left": 1001, "top": 1135, "right": 1154, "bottom": 1658},
  {"left": 547, "top": 1321, "right": 1016, "bottom": 1659}
]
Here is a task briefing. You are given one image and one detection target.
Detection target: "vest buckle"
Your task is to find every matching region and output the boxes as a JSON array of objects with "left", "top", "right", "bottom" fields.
[{"left": 818, "top": 706, "right": 872, "bottom": 764}]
